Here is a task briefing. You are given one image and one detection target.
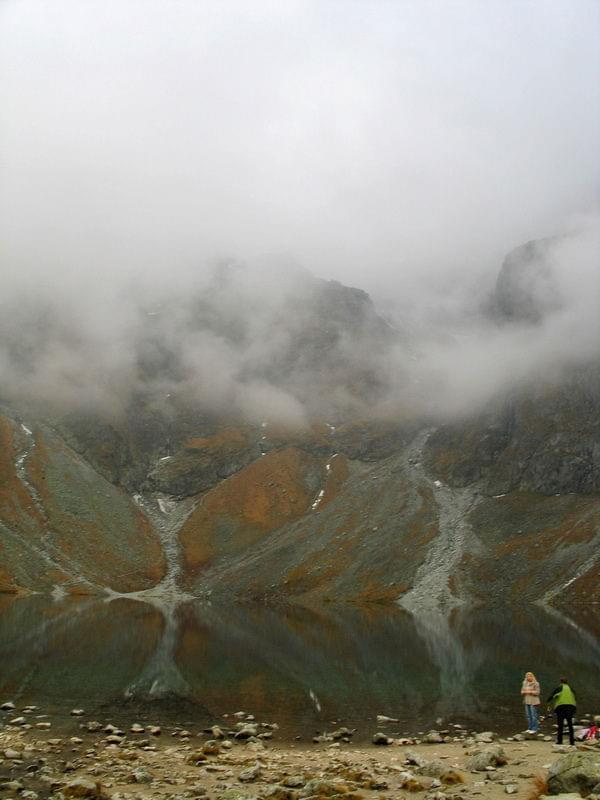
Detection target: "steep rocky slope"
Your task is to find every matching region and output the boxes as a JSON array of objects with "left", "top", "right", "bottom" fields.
[
  {"left": 0, "top": 246, "right": 598, "bottom": 613},
  {"left": 0, "top": 408, "right": 165, "bottom": 594}
]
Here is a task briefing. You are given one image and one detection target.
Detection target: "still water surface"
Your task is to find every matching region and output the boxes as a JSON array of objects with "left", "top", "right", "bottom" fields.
[{"left": 1, "top": 595, "right": 598, "bottom": 739}]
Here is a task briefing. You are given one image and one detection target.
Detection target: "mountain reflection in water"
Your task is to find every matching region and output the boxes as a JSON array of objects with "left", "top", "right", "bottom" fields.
[{"left": 1, "top": 594, "right": 599, "bottom": 737}]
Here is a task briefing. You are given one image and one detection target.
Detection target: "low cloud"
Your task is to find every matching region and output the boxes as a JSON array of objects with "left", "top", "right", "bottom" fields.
[{"left": 0, "top": 1, "right": 598, "bottom": 425}]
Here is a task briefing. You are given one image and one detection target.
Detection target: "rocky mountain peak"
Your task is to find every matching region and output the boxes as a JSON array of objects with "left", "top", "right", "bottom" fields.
[{"left": 490, "top": 237, "right": 564, "bottom": 324}]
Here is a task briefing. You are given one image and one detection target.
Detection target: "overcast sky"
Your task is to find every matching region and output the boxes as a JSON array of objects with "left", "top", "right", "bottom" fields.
[
  {"left": 1, "top": 0, "right": 599, "bottom": 300},
  {"left": 0, "top": 1, "right": 598, "bottom": 422}
]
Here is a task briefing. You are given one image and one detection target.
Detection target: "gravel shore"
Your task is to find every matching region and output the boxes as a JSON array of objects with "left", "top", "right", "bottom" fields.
[{"left": 3, "top": 705, "right": 600, "bottom": 800}]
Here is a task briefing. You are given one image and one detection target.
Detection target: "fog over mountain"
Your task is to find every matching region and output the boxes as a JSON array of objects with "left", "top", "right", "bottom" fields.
[{"left": 0, "top": 0, "right": 599, "bottom": 423}]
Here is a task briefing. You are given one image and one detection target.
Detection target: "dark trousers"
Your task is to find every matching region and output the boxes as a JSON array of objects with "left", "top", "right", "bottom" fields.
[{"left": 556, "top": 704, "right": 576, "bottom": 745}]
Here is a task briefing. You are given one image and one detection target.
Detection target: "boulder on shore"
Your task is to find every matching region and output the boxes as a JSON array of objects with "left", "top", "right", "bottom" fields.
[
  {"left": 466, "top": 746, "right": 508, "bottom": 772},
  {"left": 547, "top": 751, "right": 600, "bottom": 796}
]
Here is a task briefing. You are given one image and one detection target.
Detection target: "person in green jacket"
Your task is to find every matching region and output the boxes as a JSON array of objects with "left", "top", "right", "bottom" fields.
[{"left": 547, "top": 677, "right": 577, "bottom": 745}]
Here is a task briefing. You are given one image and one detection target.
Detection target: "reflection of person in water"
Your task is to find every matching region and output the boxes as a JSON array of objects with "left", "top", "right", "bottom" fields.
[
  {"left": 521, "top": 671, "right": 540, "bottom": 733},
  {"left": 547, "top": 677, "right": 577, "bottom": 746}
]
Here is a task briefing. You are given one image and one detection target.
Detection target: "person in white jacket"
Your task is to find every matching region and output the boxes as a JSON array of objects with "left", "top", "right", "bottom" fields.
[{"left": 521, "top": 671, "right": 541, "bottom": 733}]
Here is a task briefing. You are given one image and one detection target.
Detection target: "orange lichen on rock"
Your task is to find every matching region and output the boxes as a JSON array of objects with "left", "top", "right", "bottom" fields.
[
  {"left": 180, "top": 447, "right": 318, "bottom": 578},
  {"left": 184, "top": 427, "right": 253, "bottom": 452}
]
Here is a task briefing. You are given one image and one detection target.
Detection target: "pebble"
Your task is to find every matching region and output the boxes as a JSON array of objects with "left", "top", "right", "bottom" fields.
[
  {"left": 129, "top": 768, "right": 152, "bottom": 784},
  {"left": 63, "top": 777, "right": 107, "bottom": 797},
  {"left": 1, "top": 780, "right": 24, "bottom": 791},
  {"left": 238, "top": 764, "right": 261, "bottom": 782},
  {"left": 372, "top": 732, "right": 393, "bottom": 745},
  {"left": 130, "top": 724, "right": 145, "bottom": 734}
]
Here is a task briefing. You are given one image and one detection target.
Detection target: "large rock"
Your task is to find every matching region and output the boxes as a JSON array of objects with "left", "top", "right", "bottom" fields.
[
  {"left": 490, "top": 237, "right": 562, "bottom": 324},
  {"left": 466, "top": 746, "right": 507, "bottom": 772},
  {"left": 63, "top": 778, "right": 108, "bottom": 799},
  {"left": 547, "top": 751, "right": 600, "bottom": 796},
  {"left": 299, "top": 779, "right": 351, "bottom": 797}
]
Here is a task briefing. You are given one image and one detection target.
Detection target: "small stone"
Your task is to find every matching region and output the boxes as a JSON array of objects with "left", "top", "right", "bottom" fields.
[
  {"left": 299, "top": 779, "right": 350, "bottom": 797},
  {"left": 475, "top": 731, "right": 497, "bottom": 743},
  {"left": 70, "top": 709, "right": 85, "bottom": 716},
  {"left": 9, "top": 716, "right": 27, "bottom": 725},
  {"left": 63, "top": 777, "right": 107, "bottom": 798},
  {"left": 1, "top": 780, "right": 24, "bottom": 791},
  {"left": 238, "top": 764, "right": 261, "bottom": 783},
  {"left": 85, "top": 721, "right": 103, "bottom": 732},
  {"left": 1, "top": 701, "right": 16, "bottom": 710},
  {"left": 187, "top": 752, "right": 208, "bottom": 765},
  {"left": 405, "top": 750, "right": 428, "bottom": 768},
  {"left": 467, "top": 746, "right": 507, "bottom": 772},
  {"left": 282, "top": 776, "right": 305, "bottom": 788},
  {"left": 247, "top": 740, "right": 265, "bottom": 752},
  {"left": 505, "top": 785, "right": 518, "bottom": 794},
  {"left": 148, "top": 726, "right": 161, "bottom": 736},
  {"left": 372, "top": 732, "right": 393, "bottom": 745},
  {"left": 104, "top": 724, "right": 123, "bottom": 735},
  {"left": 130, "top": 724, "right": 145, "bottom": 734},
  {"left": 4, "top": 748, "right": 22, "bottom": 759},
  {"left": 218, "top": 790, "right": 254, "bottom": 800},
  {"left": 36, "top": 722, "right": 52, "bottom": 729},
  {"left": 235, "top": 724, "right": 258, "bottom": 740},
  {"left": 105, "top": 735, "right": 125, "bottom": 745},
  {"left": 129, "top": 769, "right": 152, "bottom": 784},
  {"left": 423, "top": 730, "right": 444, "bottom": 744}
]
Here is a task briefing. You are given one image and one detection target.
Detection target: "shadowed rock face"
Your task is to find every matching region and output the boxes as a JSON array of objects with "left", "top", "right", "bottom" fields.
[
  {"left": 145, "top": 428, "right": 261, "bottom": 498},
  {"left": 424, "top": 365, "right": 600, "bottom": 496},
  {"left": 0, "top": 249, "right": 598, "bottom": 608},
  {"left": 490, "top": 237, "right": 563, "bottom": 324}
]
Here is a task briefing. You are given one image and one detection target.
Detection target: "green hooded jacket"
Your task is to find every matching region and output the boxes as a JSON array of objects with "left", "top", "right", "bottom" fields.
[{"left": 548, "top": 683, "right": 576, "bottom": 709}]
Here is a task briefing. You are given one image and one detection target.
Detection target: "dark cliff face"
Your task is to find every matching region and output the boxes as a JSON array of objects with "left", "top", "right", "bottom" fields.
[
  {"left": 424, "top": 364, "right": 600, "bottom": 496},
  {"left": 0, "top": 246, "right": 598, "bottom": 611},
  {"left": 489, "top": 237, "right": 564, "bottom": 324}
]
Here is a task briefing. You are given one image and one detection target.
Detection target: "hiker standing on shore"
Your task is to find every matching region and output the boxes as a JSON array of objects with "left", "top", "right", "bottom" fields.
[
  {"left": 547, "top": 677, "right": 577, "bottom": 745},
  {"left": 521, "top": 671, "right": 541, "bottom": 733}
]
